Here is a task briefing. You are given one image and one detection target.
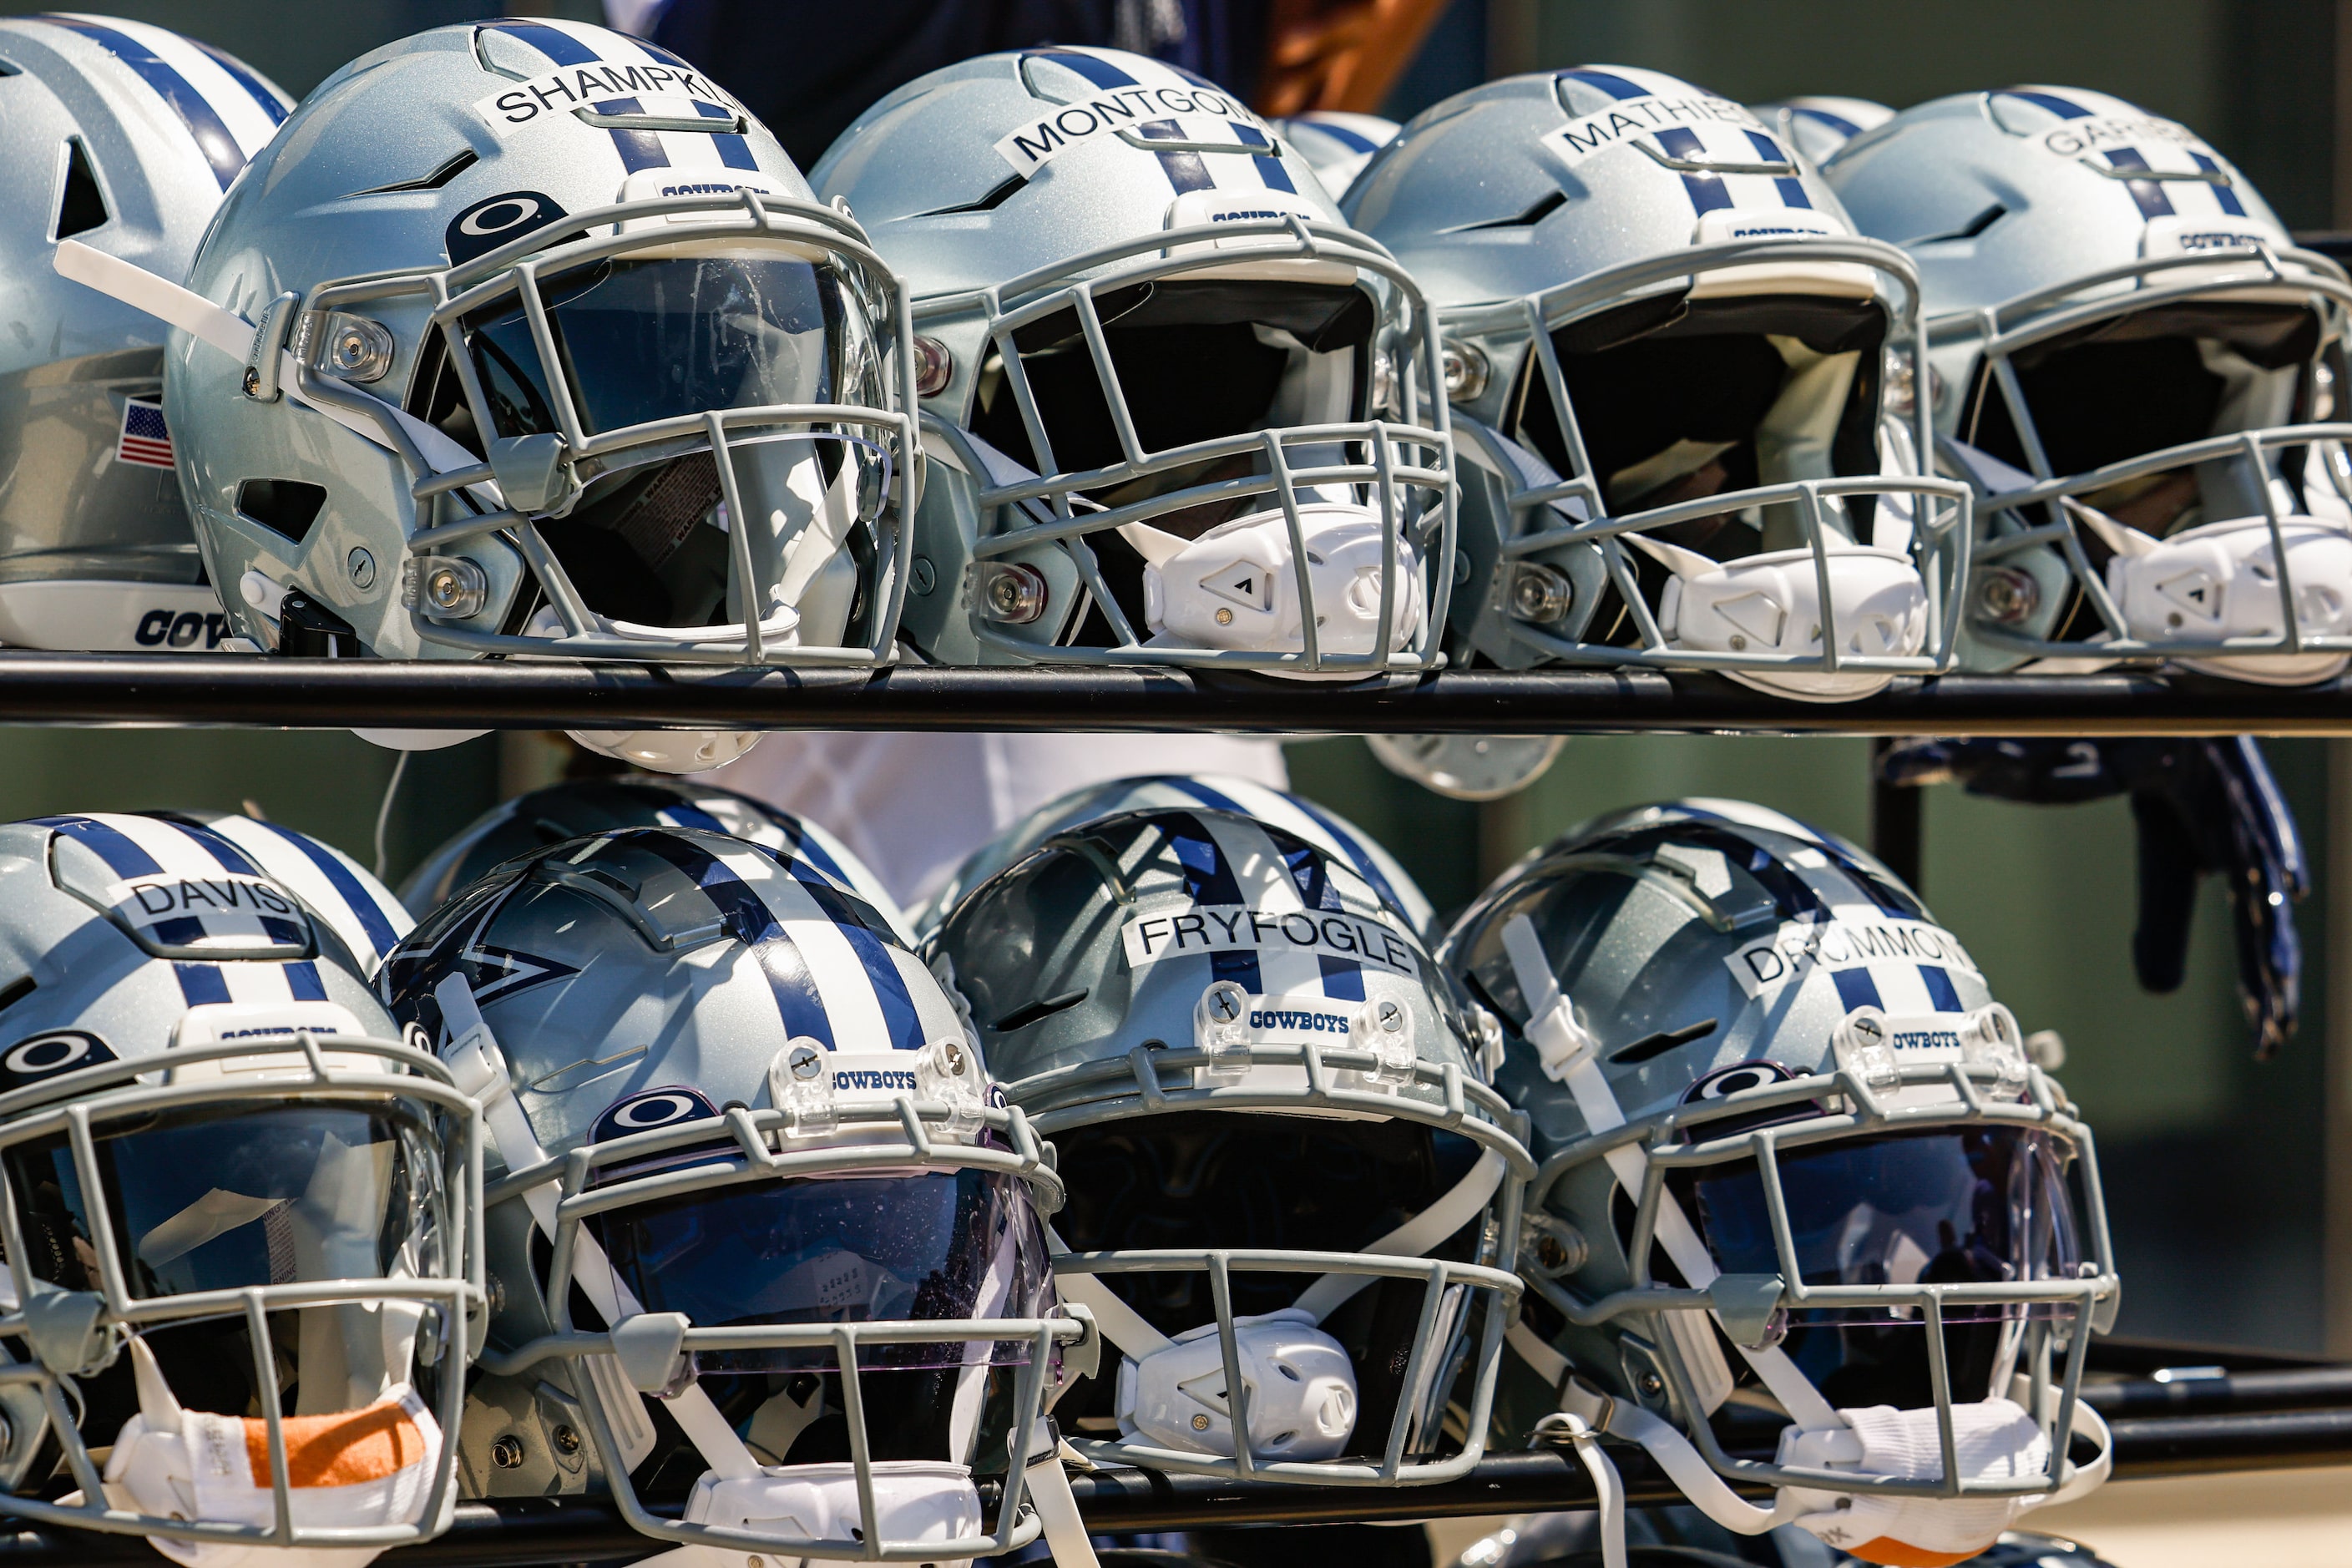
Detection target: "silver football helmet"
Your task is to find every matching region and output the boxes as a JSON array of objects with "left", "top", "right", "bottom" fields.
[
  {"left": 381, "top": 823, "right": 1083, "bottom": 1564},
  {"left": 1269, "top": 112, "right": 1399, "bottom": 199},
  {"left": 1753, "top": 99, "right": 1896, "bottom": 169},
  {"left": 1346, "top": 68, "right": 1970, "bottom": 700},
  {"left": 929, "top": 803, "right": 1531, "bottom": 1485},
  {"left": 1826, "top": 88, "right": 2352, "bottom": 682},
  {"left": 811, "top": 48, "right": 1453, "bottom": 676},
  {"left": 1443, "top": 800, "right": 2116, "bottom": 1568},
  {"left": 0, "top": 811, "right": 479, "bottom": 1567},
  {"left": 163, "top": 19, "right": 916, "bottom": 675},
  {"left": 0, "top": 15, "right": 286, "bottom": 652}
]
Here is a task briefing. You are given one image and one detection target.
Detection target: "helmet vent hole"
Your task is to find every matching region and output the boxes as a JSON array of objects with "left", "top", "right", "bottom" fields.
[
  {"left": 0, "top": 975, "right": 31, "bottom": 1014},
  {"left": 54, "top": 137, "right": 106, "bottom": 240},
  {"left": 235, "top": 480, "right": 327, "bottom": 545}
]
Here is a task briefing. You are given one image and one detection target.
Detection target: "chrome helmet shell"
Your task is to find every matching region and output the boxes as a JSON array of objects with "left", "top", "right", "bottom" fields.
[
  {"left": 1347, "top": 68, "right": 1969, "bottom": 700},
  {"left": 1827, "top": 88, "right": 2352, "bottom": 682},
  {"left": 1753, "top": 98, "right": 1897, "bottom": 168},
  {"left": 1270, "top": 112, "right": 1400, "bottom": 199},
  {"left": 812, "top": 48, "right": 1453, "bottom": 678}
]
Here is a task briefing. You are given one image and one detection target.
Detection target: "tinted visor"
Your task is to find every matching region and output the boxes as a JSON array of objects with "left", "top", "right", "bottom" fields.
[
  {"left": 464, "top": 248, "right": 847, "bottom": 441},
  {"left": 7, "top": 1099, "right": 443, "bottom": 1298},
  {"left": 586, "top": 1170, "right": 1051, "bottom": 1372}
]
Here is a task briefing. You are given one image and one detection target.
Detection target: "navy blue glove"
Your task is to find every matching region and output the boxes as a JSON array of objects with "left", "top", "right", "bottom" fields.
[{"left": 1879, "top": 736, "right": 2305, "bottom": 1059}]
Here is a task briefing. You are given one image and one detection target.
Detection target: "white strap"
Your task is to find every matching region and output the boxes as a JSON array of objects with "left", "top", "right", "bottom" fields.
[
  {"left": 1500, "top": 917, "right": 1843, "bottom": 1434},
  {"left": 1556, "top": 1413, "right": 1626, "bottom": 1568},
  {"left": 1024, "top": 1446, "right": 1103, "bottom": 1568},
  {"left": 1045, "top": 1231, "right": 1171, "bottom": 1359},
  {"left": 1291, "top": 1146, "right": 1507, "bottom": 1322}
]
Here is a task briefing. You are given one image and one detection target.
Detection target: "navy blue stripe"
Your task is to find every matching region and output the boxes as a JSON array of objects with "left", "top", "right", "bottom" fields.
[
  {"left": 1919, "top": 965, "right": 1963, "bottom": 1012},
  {"left": 1746, "top": 129, "right": 1812, "bottom": 206},
  {"left": 34, "top": 817, "right": 162, "bottom": 878},
  {"left": 1653, "top": 127, "right": 1732, "bottom": 215},
  {"left": 174, "top": 964, "right": 231, "bottom": 1006},
  {"left": 655, "top": 801, "right": 729, "bottom": 834},
  {"left": 1232, "top": 123, "right": 1295, "bottom": 193},
  {"left": 286, "top": 960, "right": 327, "bottom": 1002},
  {"left": 1285, "top": 796, "right": 1412, "bottom": 920},
  {"left": 1318, "top": 956, "right": 1366, "bottom": 1001},
  {"left": 696, "top": 99, "right": 757, "bottom": 170},
  {"left": 632, "top": 833, "right": 835, "bottom": 1048},
  {"left": 484, "top": 20, "right": 599, "bottom": 65},
  {"left": 1302, "top": 119, "right": 1377, "bottom": 154},
  {"left": 33, "top": 17, "right": 248, "bottom": 190},
  {"left": 190, "top": 39, "right": 286, "bottom": 125},
  {"left": 2190, "top": 152, "right": 2247, "bottom": 215},
  {"left": 1158, "top": 815, "right": 1262, "bottom": 993},
  {"left": 774, "top": 818, "right": 858, "bottom": 891},
  {"left": 152, "top": 917, "right": 205, "bottom": 948},
  {"left": 2103, "top": 147, "right": 2175, "bottom": 218},
  {"left": 1029, "top": 48, "right": 1138, "bottom": 89},
  {"left": 1138, "top": 119, "right": 1213, "bottom": 193},
  {"left": 146, "top": 817, "right": 260, "bottom": 877},
  {"left": 1560, "top": 68, "right": 1651, "bottom": 100},
  {"left": 595, "top": 98, "right": 669, "bottom": 171},
  {"left": 783, "top": 870, "right": 925, "bottom": 1051},
  {"left": 1792, "top": 106, "right": 1859, "bottom": 139},
  {"left": 2000, "top": 89, "right": 2091, "bottom": 120},
  {"left": 260, "top": 917, "right": 306, "bottom": 948},
  {"left": 249, "top": 821, "right": 401, "bottom": 960},
  {"left": 1830, "top": 967, "right": 1882, "bottom": 1012}
]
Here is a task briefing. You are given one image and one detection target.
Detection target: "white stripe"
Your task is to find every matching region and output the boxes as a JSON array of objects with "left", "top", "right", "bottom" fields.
[
  {"left": 91, "top": 813, "right": 232, "bottom": 878},
  {"left": 108, "top": 18, "right": 282, "bottom": 158},
  {"left": 1680, "top": 799, "right": 1823, "bottom": 844},
  {"left": 204, "top": 817, "right": 413, "bottom": 964},
  {"left": 1193, "top": 817, "right": 1324, "bottom": 995},
  {"left": 716, "top": 844, "right": 892, "bottom": 1050},
  {"left": 219, "top": 960, "right": 296, "bottom": 1004}
]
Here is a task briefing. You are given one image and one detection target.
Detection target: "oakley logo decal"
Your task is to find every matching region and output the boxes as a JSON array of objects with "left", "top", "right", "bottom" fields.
[
  {"left": 591, "top": 1085, "right": 719, "bottom": 1144},
  {"left": 0, "top": 1030, "right": 115, "bottom": 1086},
  {"left": 445, "top": 191, "right": 570, "bottom": 266}
]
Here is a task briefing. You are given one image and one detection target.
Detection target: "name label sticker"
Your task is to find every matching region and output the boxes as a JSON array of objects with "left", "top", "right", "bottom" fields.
[
  {"left": 1544, "top": 94, "right": 1762, "bottom": 164},
  {"left": 994, "top": 89, "right": 1266, "bottom": 180},
  {"left": 1724, "top": 917, "right": 1980, "bottom": 1000},
  {"left": 1121, "top": 904, "right": 1419, "bottom": 977},
  {"left": 475, "top": 62, "right": 741, "bottom": 133},
  {"left": 2035, "top": 114, "right": 2213, "bottom": 160},
  {"left": 110, "top": 874, "right": 309, "bottom": 956}
]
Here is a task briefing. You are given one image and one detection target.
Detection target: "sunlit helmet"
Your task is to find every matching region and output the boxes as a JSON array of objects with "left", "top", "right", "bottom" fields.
[
  {"left": 1347, "top": 68, "right": 1970, "bottom": 700},
  {"left": 1442, "top": 799, "right": 2117, "bottom": 1567},
  {"left": 140, "top": 810, "right": 415, "bottom": 979},
  {"left": 397, "top": 775, "right": 903, "bottom": 933},
  {"left": 0, "top": 15, "right": 286, "bottom": 651},
  {"left": 1827, "top": 88, "right": 2352, "bottom": 683},
  {"left": 159, "top": 20, "right": 916, "bottom": 689},
  {"left": 1270, "top": 112, "right": 1400, "bottom": 198},
  {"left": 811, "top": 48, "right": 1453, "bottom": 677},
  {"left": 909, "top": 771, "right": 1434, "bottom": 942},
  {"left": 1752, "top": 98, "right": 1896, "bottom": 168},
  {"left": 381, "top": 824, "right": 1079, "bottom": 1563},
  {"left": 928, "top": 804, "right": 1530, "bottom": 1484},
  {"left": 0, "top": 811, "right": 478, "bottom": 1567}
]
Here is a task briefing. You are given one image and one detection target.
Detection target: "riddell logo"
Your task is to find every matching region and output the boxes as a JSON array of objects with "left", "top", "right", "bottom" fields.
[{"left": 134, "top": 609, "right": 231, "bottom": 650}]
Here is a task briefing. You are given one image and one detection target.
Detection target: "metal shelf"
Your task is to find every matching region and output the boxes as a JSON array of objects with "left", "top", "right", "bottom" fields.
[{"left": 0, "top": 650, "right": 2344, "bottom": 736}]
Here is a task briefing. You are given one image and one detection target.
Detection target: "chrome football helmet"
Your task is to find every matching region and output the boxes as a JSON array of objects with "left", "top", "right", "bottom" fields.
[
  {"left": 1346, "top": 68, "right": 1970, "bottom": 700},
  {"left": 928, "top": 803, "right": 1531, "bottom": 1485},
  {"left": 0, "top": 15, "right": 286, "bottom": 651},
  {"left": 159, "top": 19, "right": 916, "bottom": 675},
  {"left": 0, "top": 811, "right": 479, "bottom": 1567},
  {"left": 1827, "top": 88, "right": 2352, "bottom": 682},
  {"left": 909, "top": 770, "right": 1434, "bottom": 941},
  {"left": 1443, "top": 800, "right": 2116, "bottom": 1568},
  {"left": 1269, "top": 112, "right": 1399, "bottom": 198},
  {"left": 398, "top": 774, "right": 903, "bottom": 933},
  {"left": 381, "top": 824, "right": 1086, "bottom": 1564},
  {"left": 811, "top": 48, "right": 1453, "bottom": 676},
  {"left": 1753, "top": 99, "right": 1895, "bottom": 169}
]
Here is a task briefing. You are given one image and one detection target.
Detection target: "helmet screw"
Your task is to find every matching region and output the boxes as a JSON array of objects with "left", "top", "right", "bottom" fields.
[
  {"left": 1507, "top": 562, "right": 1574, "bottom": 624},
  {"left": 910, "top": 555, "right": 938, "bottom": 595},
  {"left": 490, "top": 1434, "right": 525, "bottom": 1469},
  {"left": 551, "top": 1424, "right": 581, "bottom": 1455},
  {"left": 346, "top": 547, "right": 377, "bottom": 592},
  {"left": 1215, "top": 607, "right": 1234, "bottom": 625},
  {"left": 1727, "top": 634, "right": 1747, "bottom": 650},
  {"left": 912, "top": 336, "right": 953, "bottom": 398},
  {"left": 1191, "top": 1414, "right": 1212, "bottom": 1432},
  {"left": 1638, "top": 1373, "right": 1665, "bottom": 1398},
  {"left": 1440, "top": 338, "right": 1490, "bottom": 403},
  {"left": 240, "top": 367, "right": 261, "bottom": 397},
  {"left": 1375, "top": 999, "right": 1404, "bottom": 1033},
  {"left": 941, "top": 1040, "right": 966, "bottom": 1075},
  {"left": 1207, "top": 989, "right": 1242, "bottom": 1024},
  {"left": 1976, "top": 566, "right": 2041, "bottom": 625},
  {"left": 975, "top": 561, "right": 1049, "bottom": 625},
  {"left": 788, "top": 1041, "right": 826, "bottom": 1080}
]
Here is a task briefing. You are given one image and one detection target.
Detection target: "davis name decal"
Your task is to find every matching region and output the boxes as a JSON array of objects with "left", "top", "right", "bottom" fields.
[
  {"left": 1545, "top": 94, "right": 1761, "bottom": 163},
  {"left": 1122, "top": 905, "right": 1419, "bottom": 976},
  {"left": 1725, "top": 917, "right": 1980, "bottom": 999},
  {"left": 994, "top": 88, "right": 1267, "bottom": 179}
]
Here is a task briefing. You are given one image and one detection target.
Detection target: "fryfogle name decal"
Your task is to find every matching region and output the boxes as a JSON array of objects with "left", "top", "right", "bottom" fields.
[
  {"left": 1725, "top": 916, "right": 1981, "bottom": 999},
  {"left": 1122, "top": 904, "right": 1419, "bottom": 977}
]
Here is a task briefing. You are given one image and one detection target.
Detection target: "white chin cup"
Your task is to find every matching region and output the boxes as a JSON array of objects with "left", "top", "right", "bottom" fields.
[
  {"left": 1136, "top": 502, "right": 1423, "bottom": 658},
  {"left": 2102, "top": 513, "right": 2352, "bottom": 685},
  {"left": 1657, "top": 545, "right": 1928, "bottom": 701},
  {"left": 1777, "top": 1398, "right": 2051, "bottom": 1567},
  {"left": 677, "top": 1459, "right": 980, "bottom": 1564},
  {"left": 102, "top": 1378, "right": 443, "bottom": 1568},
  {"left": 565, "top": 728, "right": 766, "bottom": 774},
  {"left": 1114, "top": 1308, "right": 1357, "bottom": 1461}
]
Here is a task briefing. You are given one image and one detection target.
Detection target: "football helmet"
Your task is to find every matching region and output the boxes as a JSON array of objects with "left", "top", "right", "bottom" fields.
[
  {"left": 1442, "top": 800, "right": 2116, "bottom": 1567},
  {"left": 1752, "top": 99, "right": 1895, "bottom": 169},
  {"left": 810, "top": 48, "right": 1454, "bottom": 676},
  {"left": 154, "top": 19, "right": 915, "bottom": 673},
  {"left": 381, "top": 824, "right": 1086, "bottom": 1564},
  {"left": 1269, "top": 112, "right": 1400, "bottom": 198},
  {"left": 1826, "top": 88, "right": 2352, "bottom": 682},
  {"left": 0, "top": 811, "right": 480, "bottom": 1566},
  {"left": 908, "top": 771, "right": 1434, "bottom": 942},
  {"left": 0, "top": 16, "right": 286, "bottom": 652},
  {"left": 137, "top": 811, "right": 415, "bottom": 979},
  {"left": 1345, "top": 68, "right": 1970, "bottom": 700},
  {"left": 928, "top": 803, "right": 1532, "bottom": 1484},
  {"left": 397, "top": 774, "right": 903, "bottom": 933}
]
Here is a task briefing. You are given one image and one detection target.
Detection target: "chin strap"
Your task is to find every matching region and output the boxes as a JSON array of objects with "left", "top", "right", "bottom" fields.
[{"left": 1024, "top": 1431, "right": 1103, "bottom": 1568}]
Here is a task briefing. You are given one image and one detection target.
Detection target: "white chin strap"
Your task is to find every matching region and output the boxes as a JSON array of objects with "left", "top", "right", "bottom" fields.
[
  {"left": 102, "top": 1339, "right": 446, "bottom": 1568},
  {"left": 1050, "top": 1146, "right": 1505, "bottom": 1464},
  {"left": 2075, "top": 503, "right": 2352, "bottom": 685},
  {"left": 1631, "top": 537, "right": 1929, "bottom": 702},
  {"left": 1496, "top": 916, "right": 2106, "bottom": 1568},
  {"left": 1123, "top": 501, "right": 1424, "bottom": 662}
]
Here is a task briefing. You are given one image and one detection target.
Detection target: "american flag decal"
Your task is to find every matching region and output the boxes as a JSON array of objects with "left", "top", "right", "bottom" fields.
[{"left": 116, "top": 397, "right": 174, "bottom": 469}]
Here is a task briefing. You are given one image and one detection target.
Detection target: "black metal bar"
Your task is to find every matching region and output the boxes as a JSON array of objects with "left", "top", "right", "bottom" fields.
[{"left": 0, "top": 652, "right": 2349, "bottom": 735}]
